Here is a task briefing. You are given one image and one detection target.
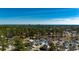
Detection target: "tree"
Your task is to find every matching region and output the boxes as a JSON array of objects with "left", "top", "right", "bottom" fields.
[
  {"left": 0, "top": 30, "right": 8, "bottom": 51},
  {"left": 49, "top": 42, "right": 56, "bottom": 51},
  {"left": 40, "top": 45, "right": 48, "bottom": 51},
  {"left": 13, "top": 36, "right": 26, "bottom": 51}
]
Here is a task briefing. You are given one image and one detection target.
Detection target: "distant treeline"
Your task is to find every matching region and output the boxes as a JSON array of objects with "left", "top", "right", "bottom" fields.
[{"left": 0, "top": 25, "right": 79, "bottom": 30}]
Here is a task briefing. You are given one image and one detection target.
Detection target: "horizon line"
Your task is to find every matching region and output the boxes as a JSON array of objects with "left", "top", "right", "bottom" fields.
[{"left": 0, "top": 24, "right": 79, "bottom": 25}]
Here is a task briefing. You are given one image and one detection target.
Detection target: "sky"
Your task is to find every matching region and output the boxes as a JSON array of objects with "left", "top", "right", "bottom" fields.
[{"left": 0, "top": 8, "right": 79, "bottom": 25}]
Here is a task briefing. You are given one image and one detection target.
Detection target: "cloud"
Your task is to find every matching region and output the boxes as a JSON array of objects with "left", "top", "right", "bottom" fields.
[
  {"left": 0, "top": 17, "right": 79, "bottom": 25},
  {"left": 39, "top": 17, "right": 79, "bottom": 25}
]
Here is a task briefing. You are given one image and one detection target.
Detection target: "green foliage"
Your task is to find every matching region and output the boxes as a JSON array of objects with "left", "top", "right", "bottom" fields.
[
  {"left": 49, "top": 42, "right": 56, "bottom": 51},
  {"left": 0, "top": 25, "right": 79, "bottom": 51},
  {"left": 0, "top": 36, "right": 8, "bottom": 51},
  {"left": 13, "top": 36, "right": 26, "bottom": 51}
]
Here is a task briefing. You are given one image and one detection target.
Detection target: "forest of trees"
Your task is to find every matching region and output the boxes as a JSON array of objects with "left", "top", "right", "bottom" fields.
[{"left": 0, "top": 25, "right": 79, "bottom": 51}]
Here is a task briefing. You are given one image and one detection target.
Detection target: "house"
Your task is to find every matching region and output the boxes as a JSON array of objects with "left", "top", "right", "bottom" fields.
[{"left": 30, "top": 38, "right": 49, "bottom": 51}]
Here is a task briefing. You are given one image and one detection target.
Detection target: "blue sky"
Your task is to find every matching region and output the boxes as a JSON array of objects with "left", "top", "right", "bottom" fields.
[{"left": 0, "top": 8, "right": 79, "bottom": 24}]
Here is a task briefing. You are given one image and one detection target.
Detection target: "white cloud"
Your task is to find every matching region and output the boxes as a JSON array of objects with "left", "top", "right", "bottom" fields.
[
  {"left": 0, "top": 17, "right": 79, "bottom": 25},
  {"left": 39, "top": 17, "right": 79, "bottom": 25}
]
